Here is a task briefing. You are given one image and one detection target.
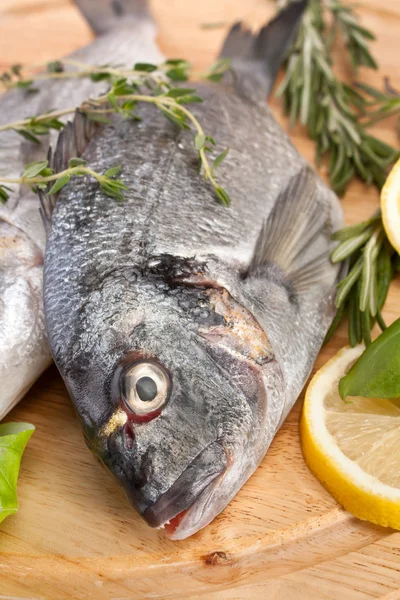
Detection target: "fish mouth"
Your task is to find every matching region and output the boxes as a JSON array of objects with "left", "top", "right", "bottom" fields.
[{"left": 142, "top": 441, "right": 227, "bottom": 533}]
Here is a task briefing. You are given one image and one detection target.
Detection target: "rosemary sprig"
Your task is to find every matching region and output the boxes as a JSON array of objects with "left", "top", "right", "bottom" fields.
[
  {"left": 357, "top": 79, "right": 400, "bottom": 131},
  {"left": 277, "top": 0, "right": 399, "bottom": 194},
  {"left": 0, "top": 59, "right": 232, "bottom": 205},
  {"left": 325, "top": 212, "right": 398, "bottom": 346},
  {"left": 329, "top": 0, "right": 378, "bottom": 70}
]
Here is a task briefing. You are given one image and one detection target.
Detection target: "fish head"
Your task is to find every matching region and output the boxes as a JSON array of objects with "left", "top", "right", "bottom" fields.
[{"left": 52, "top": 261, "right": 282, "bottom": 540}]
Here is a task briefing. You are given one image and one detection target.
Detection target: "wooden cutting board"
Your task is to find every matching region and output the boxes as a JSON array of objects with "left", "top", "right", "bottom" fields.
[{"left": 1, "top": 1, "right": 400, "bottom": 598}]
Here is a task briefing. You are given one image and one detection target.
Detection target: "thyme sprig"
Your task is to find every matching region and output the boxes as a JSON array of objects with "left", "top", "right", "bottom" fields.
[
  {"left": 325, "top": 212, "right": 399, "bottom": 346},
  {"left": 0, "top": 59, "right": 189, "bottom": 92},
  {"left": 277, "top": 0, "right": 399, "bottom": 194},
  {"left": 0, "top": 59, "right": 232, "bottom": 205},
  {"left": 0, "top": 158, "right": 127, "bottom": 202}
]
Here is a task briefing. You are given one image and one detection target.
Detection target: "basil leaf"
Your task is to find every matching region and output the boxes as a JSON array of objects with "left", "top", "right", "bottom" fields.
[
  {"left": 0, "top": 422, "right": 35, "bottom": 524},
  {"left": 339, "top": 318, "right": 400, "bottom": 400}
]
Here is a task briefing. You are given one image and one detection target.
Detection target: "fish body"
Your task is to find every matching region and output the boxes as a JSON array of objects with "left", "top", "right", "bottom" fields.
[
  {"left": 43, "top": 2, "right": 343, "bottom": 538},
  {"left": 0, "top": 5, "right": 162, "bottom": 419}
]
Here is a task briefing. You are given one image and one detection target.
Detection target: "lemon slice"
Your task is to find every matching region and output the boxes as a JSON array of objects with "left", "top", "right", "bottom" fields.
[
  {"left": 301, "top": 345, "right": 400, "bottom": 529},
  {"left": 381, "top": 157, "right": 400, "bottom": 254}
]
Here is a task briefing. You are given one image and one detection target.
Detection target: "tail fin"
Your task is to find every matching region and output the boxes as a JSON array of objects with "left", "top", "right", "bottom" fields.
[
  {"left": 74, "top": 0, "right": 150, "bottom": 35},
  {"left": 219, "top": 0, "right": 307, "bottom": 98}
]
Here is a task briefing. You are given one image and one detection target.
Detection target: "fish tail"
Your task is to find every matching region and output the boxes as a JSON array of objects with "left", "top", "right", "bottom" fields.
[
  {"left": 74, "top": 0, "right": 150, "bottom": 36},
  {"left": 219, "top": 0, "right": 307, "bottom": 97}
]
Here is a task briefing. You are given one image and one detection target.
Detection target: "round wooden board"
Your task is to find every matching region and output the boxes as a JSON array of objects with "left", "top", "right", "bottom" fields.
[{"left": 1, "top": 1, "right": 400, "bottom": 599}]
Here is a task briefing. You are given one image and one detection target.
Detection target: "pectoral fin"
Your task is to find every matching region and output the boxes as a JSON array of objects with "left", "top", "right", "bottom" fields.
[{"left": 245, "top": 167, "right": 334, "bottom": 295}]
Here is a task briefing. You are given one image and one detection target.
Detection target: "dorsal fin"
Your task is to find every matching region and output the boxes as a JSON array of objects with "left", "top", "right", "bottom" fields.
[
  {"left": 246, "top": 167, "right": 333, "bottom": 295},
  {"left": 74, "top": 0, "right": 150, "bottom": 36},
  {"left": 219, "top": 0, "right": 307, "bottom": 98},
  {"left": 39, "top": 110, "right": 98, "bottom": 230}
]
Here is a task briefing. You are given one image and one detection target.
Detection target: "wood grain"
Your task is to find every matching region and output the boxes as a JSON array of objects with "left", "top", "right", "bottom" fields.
[{"left": 1, "top": 1, "right": 400, "bottom": 599}]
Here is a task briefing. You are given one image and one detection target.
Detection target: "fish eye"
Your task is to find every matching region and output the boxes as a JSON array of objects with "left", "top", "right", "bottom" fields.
[{"left": 121, "top": 362, "right": 170, "bottom": 415}]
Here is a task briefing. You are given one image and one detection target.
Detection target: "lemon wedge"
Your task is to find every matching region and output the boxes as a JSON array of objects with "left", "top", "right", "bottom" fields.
[
  {"left": 301, "top": 345, "right": 400, "bottom": 529},
  {"left": 381, "top": 157, "right": 400, "bottom": 255}
]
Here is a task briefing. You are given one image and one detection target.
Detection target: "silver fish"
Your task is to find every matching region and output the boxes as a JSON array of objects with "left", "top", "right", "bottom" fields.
[
  {"left": 0, "top": 1, "right": 163, "bottom": 419},
  {"left": 43, "top": 0, "right": 343, "bottom": 539}
]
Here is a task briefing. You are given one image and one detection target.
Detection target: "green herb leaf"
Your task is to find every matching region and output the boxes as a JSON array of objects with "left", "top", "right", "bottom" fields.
[
  {"left": 16, "top": 129, "right": 40, "bottom": 144},
  {"left": 16, "top": 80, "right": 34, "bottom": 89},
  {"left": 47, "top": 60, "right": 64, "bottom": 73},
  {"left": 160, "top": 109, "right": 188, "bottom": 129},
  {"left": 107, "top": 93, "right": 119, "bottom": 111},
  {"left": 39, "top": 168, "right": 54, "bottom": 177},
  {"left": 213, "top": 148, "right": 230, "bottom": 169},
  {"left": 134, "top": 63, "right": 157, "bottom": 73},
  {"left": 195, "top": 134, "right": 206, "bottom": 151},
  {"left": 331, "top": 214, "right": 381, "bottom": 241},
  {"left": 165, "top": 68, "right": 188, "bottom": 82},
  {"left": 165, "top": 88, "right": 196, "bottom": 98},
  {"left": 205, "top": 58, "right": 232, "bottom": 83},
  {"left": 104, "top": 166, "right": 121, "bottom": 178},
  {"left": 335, "top": 257, "right": 363, "bottom": 308},
  {"left": 100, "top": 179, "right": 127, "bottom": 201},
  {"left": 86, "top": 113, "right": 112, "bottom": 125},
  {"left": 68, "top": 158, "right": 87, "bottom": 168},
  {"left": 0, "top": 422, "right": 35, "bottom": 524},
  {"left": 215, "top": 186, "right": 231, "bottom": 206},
  {"left": 339, "top": 318, "right": 400, "bottom": 400},
  {"left": 48, "top": 173, "right": 70, "bottom": 195},
  {"left": 90, "top": 72, "right": 110, "bottom": 82},
  {"left": 0, "top": 184, "right": 13, "bottom": 203},
  {"left": 331, "top": 229, "right": 372, "bottom": 263},
  {"left": 177, "top": 95, "right": 203, "bottom": 104},
  {"left": 22, "top": 160, "right": 49, "bottom": 179},
  {"left": 164, "top": 59, "right": 188, "bottom": 67}
]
